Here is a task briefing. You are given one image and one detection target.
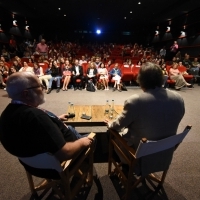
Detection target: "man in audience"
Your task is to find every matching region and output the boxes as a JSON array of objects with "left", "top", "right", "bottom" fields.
[
  {"left": 72, "top": 59, "right": 84, "bottom": 90},
  {"left": 79, "top": 56, "right": 87, "bottom": 65},
  {"left": 36, "top": 39, "right": 48, "bottom": 57},
  {"left": 182, "top": 54, "right": 192, "bottom": 71},
  {"left": 0, "top": 72, "right": 93, "bottom": 178},
  {"left": 105, "top": 62, "right": 185, "bottom": 150},
  {"left": 94, "top": 57, "right": 102, "bottom": 69},
  {"left": 159, "top": 46, "right": 166, "bottom": 58}
]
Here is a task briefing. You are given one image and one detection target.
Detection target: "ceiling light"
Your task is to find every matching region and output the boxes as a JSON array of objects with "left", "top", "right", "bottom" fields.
[
  {"left": 58, "top": 8, "right": 61, "bottom": 10},
  {"left": 13, "top": 20, "right": 17, "bottom": 26},
  {"left": 138, "top": 2, "right": 141, "bottom": 4},
  {"left": 179, "top": 31, "right": 186, "bottom": 38},
  {"left": 155, "top": 31, "right": 159, "bottom": 36},
  {"left": 166, "top": 26, "right": 170, "bottom": 32},
  {"left": 25, "top": 26, "right": 29, "bottom": 31},
  {"left": 64, "top": 14, "right": 66, "bottom": 17},
  {"left": 130, "top": 11, "right": 132, "bottom": 13},
  {"left": 124, "top": 17, "right": 126, "bottom": 19}
]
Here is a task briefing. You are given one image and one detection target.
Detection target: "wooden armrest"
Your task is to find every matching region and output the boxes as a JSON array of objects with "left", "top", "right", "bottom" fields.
[
  {"left": 88, "top": 132, "right": 96, "bottom": 139},
  {"left": 109, "top": 128, "right": 136, "bottom": 156}
]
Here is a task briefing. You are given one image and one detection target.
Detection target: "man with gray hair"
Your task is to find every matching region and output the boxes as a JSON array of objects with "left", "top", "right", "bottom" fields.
[{"left": 0, "top": 72, "right": 93, "bottom": 179}]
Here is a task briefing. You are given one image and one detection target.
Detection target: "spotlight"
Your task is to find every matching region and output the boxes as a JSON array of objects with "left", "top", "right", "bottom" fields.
[
  {"left": 155, "top": 31, "right": 159, "bottom": 36},
  {"left": 179, "top": 31, "right": 186, "bottom": 38},
  {"left": 166, "top": 26, "right": 170, "bottom": 32},
  {"left": 13, "top": 20, "right": 17, "bottom": 26},
  {"left": 96, "top": 30, "right": 101, "bottom": 34},
  {"left": 25, "top": 26, "right": 29, "bottom": 31}
]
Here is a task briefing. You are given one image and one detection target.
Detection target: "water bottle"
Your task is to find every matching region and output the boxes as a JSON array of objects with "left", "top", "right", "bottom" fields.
[
  {"left": 67, "top": 102, "right": 71, "bottom": 114},
  {"left": 109, "top": 100, "right": 114, "bottom": 119},
  {"left": 111, "top": 100, "right": 114, "bottom": 112},
  {"left": 70, "top": 103, "right": 75, "bottom": 115},
  {"left": 105, "top": 100, "right": 109, "bottom": 114}
]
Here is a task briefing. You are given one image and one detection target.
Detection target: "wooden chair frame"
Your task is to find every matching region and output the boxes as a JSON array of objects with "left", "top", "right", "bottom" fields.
[
  {"left": 108, "top": 126, "right": 191, "bottom": 200},
  {"left": 20, "top": 132, "right": 96, "bottom": 200}
]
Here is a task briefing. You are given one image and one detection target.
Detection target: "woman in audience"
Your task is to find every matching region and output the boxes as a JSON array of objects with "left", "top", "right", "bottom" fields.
[
  {"left": 85, "top": 62, "right": 98, "bottom": 90},
  {"left": 62, "top": 60, "right": 72, "bottom": 91},
  {"left": 47, "top": 60, "right": 62, "bottom": 94},
  {"left": 14, "top": 56, "right": 22, "bottom": 66},
  {"left": 160, "top": 63, "right": 168, "bottom": 88},
  {"left": 9, "top": 67, "right": 17, "bottom": 75},
  {"left": 0, "top": 60, "right": 9, "bottom": 88},
  {"left": 110, "top": 63, "right": 122, "bottom": 92},
  {"left": 169, "top": 62, "right": 192, "bottom": 90},
  {"left": 19, "top": 62, "right": 33, "bottom": 73},
  {"left": 33, "top": 62, "right": 44, "bottom": 77},
  {"left": 98, "top": 63, "right": 109, "bottom": 90}
]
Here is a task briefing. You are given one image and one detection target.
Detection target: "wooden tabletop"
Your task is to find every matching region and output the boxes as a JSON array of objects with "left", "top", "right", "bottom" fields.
[{"left": 65, "top": 105, "right": 123, "bottom": 127}]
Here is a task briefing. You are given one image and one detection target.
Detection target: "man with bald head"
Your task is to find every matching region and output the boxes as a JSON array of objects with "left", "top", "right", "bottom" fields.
[{"left": 0, "top": 72, "right": 93, "bottom": 179}]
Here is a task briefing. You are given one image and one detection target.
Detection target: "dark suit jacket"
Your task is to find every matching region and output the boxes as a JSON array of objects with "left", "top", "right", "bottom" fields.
[{"left": 71, "top": 65, "right": 83, "bottom": 76}]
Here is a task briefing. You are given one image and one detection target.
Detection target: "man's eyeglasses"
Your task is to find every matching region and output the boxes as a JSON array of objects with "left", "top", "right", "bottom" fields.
[{"left": 26, "top": 84, "right": 45, "bottom": 91}]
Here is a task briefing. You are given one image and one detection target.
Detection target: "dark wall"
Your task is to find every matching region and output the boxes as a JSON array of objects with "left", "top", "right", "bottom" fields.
[{"left": 151, "top": 8, "right": 200, "bottom": 57}]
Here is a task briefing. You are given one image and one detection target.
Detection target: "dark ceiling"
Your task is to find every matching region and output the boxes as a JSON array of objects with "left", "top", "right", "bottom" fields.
[
  {"left": 0, "top": 0, "right": 200, "bottom": 42},
  {"left": 1, "top": 0, "right": 200, "bottom": 28}
]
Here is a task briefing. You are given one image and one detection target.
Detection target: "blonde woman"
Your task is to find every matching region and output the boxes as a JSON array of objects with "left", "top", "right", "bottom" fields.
[{"left": 169, "top": 62, "right": 192, "bottom": 90}]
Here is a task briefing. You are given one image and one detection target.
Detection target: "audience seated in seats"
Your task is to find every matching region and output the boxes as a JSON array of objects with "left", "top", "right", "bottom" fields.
[
  {"left": 0, "top": 60, "right": 9, "bottom": 89},
  {"left": 98, "top": 63, "right": 109, "bottom": 90},
  {"left": 182, "top": 54, "right": 192, "bottom": 72},
  {"left": 62, "top": 60, "right": 72, "bottom": 91},
  {"left": 159, "top": 46, "right": 166, "bottom": 58},
  {"left": 175, "top": 51, "right": 182, "bottom": 62},
  {"left": 0, "top": 72, "right": 94, "bottom": 180},
  {"left": 72, "top": 59, "right": 84, "bottom": 91},
  {"left": 1, "top": 48, "right": 10, "bottom": 61},
  {"left": 110, "top": 63, "right": 122, "bottom": 92},
  {"left": 85, "top": 62, "right": 98, "bottom": 90},
  {"left": 59, "top": 57, "right": 65, "bottom": 68},
  {"left": 14, "top": 56, "right": 22, "bottom": 66},
  {"left": 94, "top": 57, "right": 102, "bottom": 69},
  {"left": 190, "top": 58, "right": 200, "bottom": 76},
  {"left": 79, "top": 56, "right": 88, "bottom": 65},
  {"left": 47, "top": 60, "right": 62, "bottom": 94},
  {"left": 19, "top": 62, "right": 34, "bottom": 73},
  {"left": 105, "top": 59, "right": 113, "bottom": 72},
  {"left": 105, "top": 62, "right": 185, "bottom": 164},
  {"left": 33, "top": 62, "right": 44, "bottom": 77},
  {"left": 160, "top": 63, "right": 168, "bottom": 88},
  {"left": 8, "top": 66, "right": 17, "bottom": 76},
  {"left": 169, "top": 62, "right": 192, "bottom": 90},
  {"left": 39, "top": 62, "right": 52, "bottom": 92},
  {"left": 38, "top": 55, "right": 49, "bottom": 64}
]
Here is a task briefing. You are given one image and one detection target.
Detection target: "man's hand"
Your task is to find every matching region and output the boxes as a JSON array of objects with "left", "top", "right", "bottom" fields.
[
  {"left": 58, "top": 114, "right": 68, "bottom": 121},
  {"left": 104, "top": 119, "right": 111, "bottom": 128},
  {"left": 79, "top": 137, "right": 94, "bottom": 147}
]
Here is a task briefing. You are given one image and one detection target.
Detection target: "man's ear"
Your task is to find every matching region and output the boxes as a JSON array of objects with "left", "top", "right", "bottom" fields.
[{"left": 22, "top": 90, "right": 31, "bottom": 100}]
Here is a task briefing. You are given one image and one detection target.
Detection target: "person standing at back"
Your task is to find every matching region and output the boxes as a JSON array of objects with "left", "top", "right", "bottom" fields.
[{"left": 105, "top": 62, "right": 185, "bottom": 150}]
